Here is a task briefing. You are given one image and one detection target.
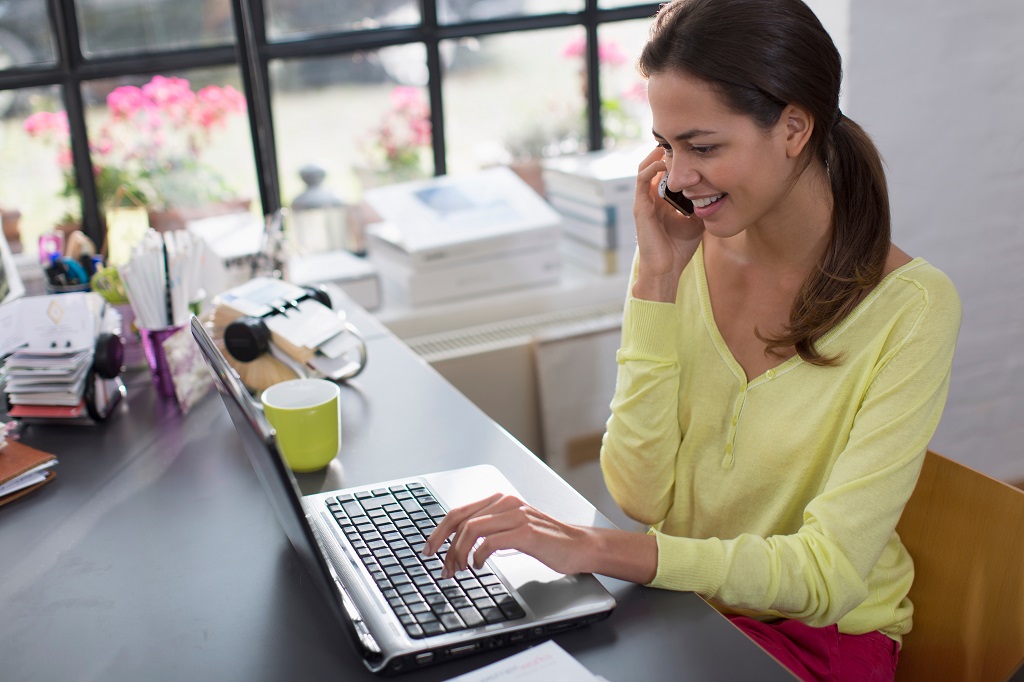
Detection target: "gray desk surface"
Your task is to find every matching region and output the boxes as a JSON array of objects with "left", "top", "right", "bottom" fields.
[{"left": 0, "top": 301, "right": 793, "bottom": 681}]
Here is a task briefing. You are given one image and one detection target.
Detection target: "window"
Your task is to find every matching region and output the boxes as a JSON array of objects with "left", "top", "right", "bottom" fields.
[{"left": 0, "top": 0, "right": 661, "bottom": 258}]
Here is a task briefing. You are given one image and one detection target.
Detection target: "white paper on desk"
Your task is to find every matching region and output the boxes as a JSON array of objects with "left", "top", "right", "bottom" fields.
[
  {"left": 264, "top": 299, "right": 346, "bottom": 350},
  {"left": 445, "top": 641, "right": 602, "bottom": 682},
  {"left": 14, "top": 293, "right": 96, "bottom": 353}
]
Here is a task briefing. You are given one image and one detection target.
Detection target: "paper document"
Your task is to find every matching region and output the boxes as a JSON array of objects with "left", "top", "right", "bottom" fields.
[{"left": 445, "top": 641, "right": 605, "bottom": 682}]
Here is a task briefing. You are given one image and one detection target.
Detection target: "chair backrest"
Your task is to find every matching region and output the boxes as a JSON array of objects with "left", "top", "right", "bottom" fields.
[{"left": 895, "top": 450, "right": 1024, "bottom": 681}]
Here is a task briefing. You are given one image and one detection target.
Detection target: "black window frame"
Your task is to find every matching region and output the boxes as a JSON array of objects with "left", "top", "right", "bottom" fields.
[{"left": 0, "top": 0, "right": 660, "bottom": 246}]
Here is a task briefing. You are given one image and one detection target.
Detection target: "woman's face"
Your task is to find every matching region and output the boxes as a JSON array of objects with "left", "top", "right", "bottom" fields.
[{"left": 647, "top": 69, "right": 798, "bottom": 239}]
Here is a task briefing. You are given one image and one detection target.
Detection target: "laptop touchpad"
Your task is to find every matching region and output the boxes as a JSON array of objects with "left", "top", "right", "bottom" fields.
[{"left": 493, "top": 552, "right": 603, "bottom": 618}]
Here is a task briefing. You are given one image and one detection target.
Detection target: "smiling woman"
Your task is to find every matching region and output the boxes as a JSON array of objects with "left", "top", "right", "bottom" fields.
[{"left": 422, "top": 3, "right": 962, "bottom": 681}]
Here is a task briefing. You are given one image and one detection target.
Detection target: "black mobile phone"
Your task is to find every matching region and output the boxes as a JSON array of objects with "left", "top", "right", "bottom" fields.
[{"left": 658, "top": 174, "right": 694, "bottom": 216}]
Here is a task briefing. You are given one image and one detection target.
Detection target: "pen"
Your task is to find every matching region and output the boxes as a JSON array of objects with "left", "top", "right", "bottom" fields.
[{"left": 162, "top": 237, "right": 173, "bottom": 327}]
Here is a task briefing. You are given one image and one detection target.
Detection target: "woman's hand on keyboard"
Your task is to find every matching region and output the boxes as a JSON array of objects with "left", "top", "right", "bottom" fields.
[
  {"left": 421, "top": 494, "right": 658, "bottom": 584},
  {"left": 422, "top": 494, "right": 589, "bottom": 579}
]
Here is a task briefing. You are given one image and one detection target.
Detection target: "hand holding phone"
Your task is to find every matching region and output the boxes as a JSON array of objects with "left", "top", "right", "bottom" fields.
[{"left": 658, "top": 175, "right": 694, "bottom": 216}]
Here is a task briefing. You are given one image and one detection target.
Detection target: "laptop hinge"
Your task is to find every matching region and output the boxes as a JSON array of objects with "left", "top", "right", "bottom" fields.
[{"left": 309, "top": 518, "right": 383, "bottom": 660}]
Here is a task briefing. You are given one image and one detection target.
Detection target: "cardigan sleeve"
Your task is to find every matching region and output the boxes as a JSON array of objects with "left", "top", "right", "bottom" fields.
[{"left": 599, "top": 289, "right": 686, "bottom": 526}]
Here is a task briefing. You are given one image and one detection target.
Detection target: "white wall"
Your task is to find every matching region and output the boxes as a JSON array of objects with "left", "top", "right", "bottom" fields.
[{"left": 846, "top": 1, "right": 1024, "bottom": 481}]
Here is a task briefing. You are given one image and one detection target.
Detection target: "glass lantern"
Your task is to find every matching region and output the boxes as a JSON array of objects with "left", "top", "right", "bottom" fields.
[{"left": 288, "top": 164, "right": 365, "bottom": 257}]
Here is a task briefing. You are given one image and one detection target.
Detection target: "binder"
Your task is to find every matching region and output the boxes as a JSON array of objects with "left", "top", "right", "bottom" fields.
[{"left": 0, "top": 440, "right": 58, "bottom": 507}]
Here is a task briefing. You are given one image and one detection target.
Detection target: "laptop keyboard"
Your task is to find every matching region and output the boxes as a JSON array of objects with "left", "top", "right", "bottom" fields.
[{"left": 327, "top": 482, "right": 527, "bottom": 639}]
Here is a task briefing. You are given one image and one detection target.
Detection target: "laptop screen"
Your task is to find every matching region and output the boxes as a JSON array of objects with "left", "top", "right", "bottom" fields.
[
  {"left": 0, "top": 226, "right": 26, "bottom": 307},
  {"left": 189, "top": 316, "right": 354, "bottom": 635}
]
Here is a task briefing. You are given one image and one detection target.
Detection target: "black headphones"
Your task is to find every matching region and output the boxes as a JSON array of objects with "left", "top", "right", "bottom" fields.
[
  {"left": 93, "top": 331, "right": 125, "bottom": 380},
  {"left": 223, "top": 285, "right": 332, "bottom": 363}
]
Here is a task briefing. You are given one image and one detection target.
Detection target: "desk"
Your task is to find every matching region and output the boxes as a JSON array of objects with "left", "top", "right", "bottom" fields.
[{"left": 0, "top": 299, "right": 793, "bottom": 681}]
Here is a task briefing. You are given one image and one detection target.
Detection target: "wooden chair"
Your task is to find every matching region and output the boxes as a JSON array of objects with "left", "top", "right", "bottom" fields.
[{"left": 895, "top": 450, "right": 1024, "bottom": 681}]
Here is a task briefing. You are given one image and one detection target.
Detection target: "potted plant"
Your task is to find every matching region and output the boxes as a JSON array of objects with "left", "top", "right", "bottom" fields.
[
  {"left": 355, "top": 86, "right": 433, "bottom": 189},
  {"left": 24, "top": 75, "right": 248, "bottom": 233}
]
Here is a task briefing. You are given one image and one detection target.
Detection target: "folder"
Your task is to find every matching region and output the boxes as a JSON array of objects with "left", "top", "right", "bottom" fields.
[{"left": 0, "top": 440, "right": 58, "bottom": 507}]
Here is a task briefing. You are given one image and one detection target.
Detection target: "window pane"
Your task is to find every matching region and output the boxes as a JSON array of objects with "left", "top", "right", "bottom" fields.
[
  {"left": 270, "top": 51, "right": 434, "bottom": 212},
  {"left": 265, "top": 0, "right": 420, "bottom": 40},
  {"left": 438, "top": 0, "right": 583, "bottom": 24},
  {"left": 0, "top": 2, "right": 56, "bottom": 74},
  {"left": 442, "top": 27, "right": 587, "bottom": 181},
  {"left": 598, "top": 0, "right": 651, "bottom": 8},
  {"left": 82, "top": 68, "right": 257, "bottom": 220},
  {"left": 5, "top": 85, "right": 71, "bottom": 259},
  {"left": 598, "top": 20, "right": 653, "bottom": 148},
  {"left": 76, "top": 0, "right": 234, "bottom": 57}
]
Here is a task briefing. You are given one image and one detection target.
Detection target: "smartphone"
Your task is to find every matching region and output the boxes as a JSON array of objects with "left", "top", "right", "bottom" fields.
[{"left": 658, "top": 175, "right": 694, "bottom": 216}]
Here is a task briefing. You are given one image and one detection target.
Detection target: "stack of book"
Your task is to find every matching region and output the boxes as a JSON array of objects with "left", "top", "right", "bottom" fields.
[
  {"left": 542, "top": 146, "right": 649, "bottom": 275},
  {"left": 1, "top": 292, "right": 123, "bottom": 421},
  {"left": 363, "top": 166, "right": 563, "bottom": 307}
]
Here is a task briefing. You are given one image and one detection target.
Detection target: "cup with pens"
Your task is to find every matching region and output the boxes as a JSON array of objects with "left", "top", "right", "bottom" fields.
[{"left": 119, "top": 229, "right": 203, "bottom": 399}]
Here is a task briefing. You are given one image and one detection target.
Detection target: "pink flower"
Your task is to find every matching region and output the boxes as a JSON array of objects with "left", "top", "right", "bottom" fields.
[
  {"left": 91, "top": 139, "right": 113, "bottom": 156},
  {"left": 561, "top": 34, "right": 586, "bottom": 60},
  {"left": 598, "top": 41, "right": 628, "bottom": 67},
  {"left": 107, "top": 86, "right": 152, "bottom": 120},
  {"left": 621, "top": 81, "right": 649, "bottom": 103},
  {"left": 23, "top": 110, "right": 69, "bottom": 139},
  {"left": 56, "top": 148, "right": 73, "bottom": 170},
  {"left": 561, "top": 36, "right": 629, "bottom": 67},
  {"left": 389, "top": 86, "right": 424, "bottom": 112},
  {"left": 409, "top": 117, "right": 432, "bottom": 146},
  {"left": 194, "top": 85, "right": 246, "bottom": 130},
  {"left": 142, "top": 76, "right": 195, "bottom": 108}
]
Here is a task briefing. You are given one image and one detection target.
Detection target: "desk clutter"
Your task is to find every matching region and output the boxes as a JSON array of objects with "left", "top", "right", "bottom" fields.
[
  {"left": 0, "top": 292, "right": 126, "bottom": 423},
  {"left": 38, "top": 229, "right": 103, "bottom": 293},
  {"left": 207, "top": 277, "right": 367, "bottom": 393}
]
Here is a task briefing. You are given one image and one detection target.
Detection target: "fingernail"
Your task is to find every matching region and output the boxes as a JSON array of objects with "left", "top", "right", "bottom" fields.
[{"left": 441, "top": 567, "right": 451, "bottom": 579}]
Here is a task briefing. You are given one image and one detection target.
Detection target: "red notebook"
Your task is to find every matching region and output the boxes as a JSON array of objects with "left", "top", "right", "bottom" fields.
[{"left": 0, "top": 441, "right": 58, "bottom": 507}]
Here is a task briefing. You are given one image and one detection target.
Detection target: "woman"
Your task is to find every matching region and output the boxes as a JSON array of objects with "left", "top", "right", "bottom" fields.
[{"left": 424, "top": 1, "right": 961, "bottom": 679}]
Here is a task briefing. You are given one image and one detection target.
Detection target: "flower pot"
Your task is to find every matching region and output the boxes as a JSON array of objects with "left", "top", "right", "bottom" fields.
[
  {"left": 1, "top": 208, "right": 22, "bottom": 252},
  {"left": 147, "top": 198, "right": 252, "bottom": 233}
]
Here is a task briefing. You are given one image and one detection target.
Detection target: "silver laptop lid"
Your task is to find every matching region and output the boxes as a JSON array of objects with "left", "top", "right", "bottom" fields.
[{"left": 189, "top": 315, "right": 383, "bottom": 664}]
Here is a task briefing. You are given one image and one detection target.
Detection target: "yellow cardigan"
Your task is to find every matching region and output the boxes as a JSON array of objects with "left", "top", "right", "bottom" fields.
[{"left": 600, "top": 244, "right": 961, "bottom": 643}]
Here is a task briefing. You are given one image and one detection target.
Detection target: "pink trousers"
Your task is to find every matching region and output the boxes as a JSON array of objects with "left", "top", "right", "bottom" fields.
[{"left": 727, "top": 615, "right": 899, "bottom": 682}]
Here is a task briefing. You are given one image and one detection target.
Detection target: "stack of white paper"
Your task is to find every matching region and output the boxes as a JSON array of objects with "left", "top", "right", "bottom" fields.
[
  {"left": 4, "top": 350, "right": 94, "bottom": 407},
  {"left": 364, "top": 166, "right": 563, "bottom": 307}
]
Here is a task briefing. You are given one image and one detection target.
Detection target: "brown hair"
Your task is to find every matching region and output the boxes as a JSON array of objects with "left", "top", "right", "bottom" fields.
[{"left": 639, "top": 0, "right": 891, "bottom": 365}]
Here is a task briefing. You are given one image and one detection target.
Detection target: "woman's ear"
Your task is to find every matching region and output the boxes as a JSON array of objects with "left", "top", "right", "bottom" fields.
[{"left": 781, "top": 104, "right": 815, "bottom": 159}]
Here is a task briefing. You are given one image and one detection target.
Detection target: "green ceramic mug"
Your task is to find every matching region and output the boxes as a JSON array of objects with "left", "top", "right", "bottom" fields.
[{"left": 261, "top": 378, "right": 341, "bottom": 472}]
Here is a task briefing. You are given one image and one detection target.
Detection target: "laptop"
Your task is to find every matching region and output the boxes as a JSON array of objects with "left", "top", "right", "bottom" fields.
[{"left": 190, "top": 316, "right": 616, "bottom": 675}]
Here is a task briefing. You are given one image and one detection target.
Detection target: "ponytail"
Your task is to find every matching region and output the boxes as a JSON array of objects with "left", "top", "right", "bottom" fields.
[{"left": 760, "top": 115, "right": 892, "bottom": 365}]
